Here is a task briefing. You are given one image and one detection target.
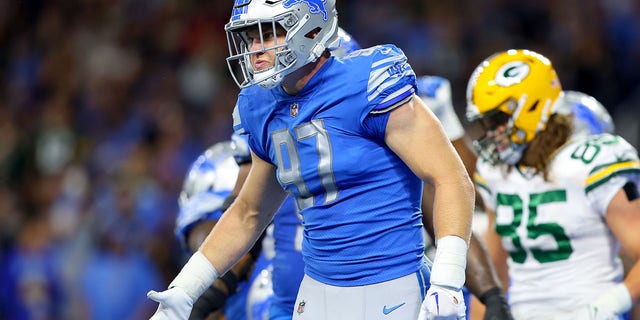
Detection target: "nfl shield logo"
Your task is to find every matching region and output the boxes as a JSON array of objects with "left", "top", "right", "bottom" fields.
[
  {"left": 290, "top": 103, "right": 299, "bottom": 117},
  {"left": 296, "top": 300, "right": 306, "bottom": 314}
]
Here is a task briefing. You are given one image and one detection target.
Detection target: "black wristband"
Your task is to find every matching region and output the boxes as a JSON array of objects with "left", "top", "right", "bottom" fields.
[
  {"left": 218, "top": 271, "right": 239, "bottom": 294},
  {"left": 479, "top": 287, "right": 503, "bottom": 305},
  {"left": 480, "top": 287, "right": 514, "bottom": 320},
  {"left": 623, "top": 181, "right": 639, "bottom": 201},
  {"left": 189, "top": 285, "right": 228, "bottom": 320},
  {"left": 235, "top": 158, "right": 252, "bottom": 166}
]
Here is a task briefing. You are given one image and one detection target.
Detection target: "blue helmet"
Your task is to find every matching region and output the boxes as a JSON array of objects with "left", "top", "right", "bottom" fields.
[
  {"left": 231, "top": 132, "right": 252, "bottom": 165},
  {"left": 175, "top": 141, "right": 239, "bottom": 250},
  {"left": 553, "top": 91, "right": 615, "bottom": 136}
]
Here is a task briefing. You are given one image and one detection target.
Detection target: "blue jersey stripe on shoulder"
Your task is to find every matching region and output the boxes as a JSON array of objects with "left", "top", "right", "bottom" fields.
[
  {"left": 371, "top": 54, "right": 405, "bottom": 69},
  {"left": 368, "top": 54, "right": 408, "bottom": 90},
  {"left": 371, "top": 85, "right": 414, "bottom": 113},
  {"left": 367, "top": 68, "right": 415, "bottom": 102}
]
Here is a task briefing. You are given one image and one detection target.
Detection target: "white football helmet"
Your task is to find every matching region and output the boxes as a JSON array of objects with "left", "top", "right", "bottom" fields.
[
  {"left": 553, "top": 91, "right": 615, "bottom": 137},
  {"left": 175, "top": 141, "right": 239, "bottom": 250},
  {"left": 225, "top": 0, "right": 340, "bottom": 89}
]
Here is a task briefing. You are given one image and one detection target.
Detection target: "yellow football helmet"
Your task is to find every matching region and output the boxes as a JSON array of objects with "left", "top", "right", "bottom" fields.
[{"left": 465, "top": 49, "right": 562, "bottom": 164}]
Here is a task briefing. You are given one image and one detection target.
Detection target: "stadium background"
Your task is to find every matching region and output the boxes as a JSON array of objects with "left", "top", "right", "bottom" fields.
[{"left": 0, "top": 0, "right": 638, "bottom": 319}]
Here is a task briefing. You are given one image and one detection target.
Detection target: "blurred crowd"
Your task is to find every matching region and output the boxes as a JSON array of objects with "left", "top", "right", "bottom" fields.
[{"left": 0, "top": 0, "right": 638, "bottom": 319}]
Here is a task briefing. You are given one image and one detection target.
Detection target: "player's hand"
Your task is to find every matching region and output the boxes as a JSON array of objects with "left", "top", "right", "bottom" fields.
[
  {"left": 554, "top": 305, "right": 614, "bottom": 320},
  {"left": 563, "top": 283, "right": 632, "bottom": 320},
  {"left": 147, "top": 287, "right": 194, "bottom": 320},
  {"left": 419, "top": 284, "right": 466, "bottom": 319},
  {"left": 479, "top": 288, "right": 513, "bottom": 320},
  {"left": 561, "top": 303, "right": 619, "bottom": 320},
  {"left": 557, "top": 283, "right": 631, "bottom": 320}
]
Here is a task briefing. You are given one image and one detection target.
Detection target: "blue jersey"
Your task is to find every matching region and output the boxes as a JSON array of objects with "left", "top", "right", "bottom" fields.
[
  {"left": 233, "top": 44, "right": 424, "bottom": 286},
  {"left": 225, "top": 252, "right": 271, "bottom": 320},
  {"left": 231, "top": 132, "right": 304, "bottom": 318},
  {"left": 269, "top": 197, "right": 304, "bottom": 317}
]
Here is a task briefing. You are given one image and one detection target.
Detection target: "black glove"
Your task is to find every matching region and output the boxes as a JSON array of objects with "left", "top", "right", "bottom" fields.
[
  {"left": 480, "top": 287, "right": 514, "bottom": 320},
  {"left": 188, "top": 272, "right": 239, "bottom": 320}
]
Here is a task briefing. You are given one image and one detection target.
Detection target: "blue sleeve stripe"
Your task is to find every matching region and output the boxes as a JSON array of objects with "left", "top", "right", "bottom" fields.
[
  {"left": 367, "top": 55, "right": 406, "bottom": 91},
  {"left": 371, "top": 86, "right": 415, "bottom": 113},
  {"left": 371, "top": 54, "right": 404, "bottom": 69},
  {"left": 367, "top": 68, "right": 391, "bottom": 98},
  {"left": 367, "top": 69, "right": 415, "bottom": 102}
]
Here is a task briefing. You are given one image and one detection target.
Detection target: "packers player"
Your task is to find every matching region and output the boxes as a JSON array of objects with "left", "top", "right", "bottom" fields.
[{"left": 466, "top": 49, "right": 640, "bottom": 319}]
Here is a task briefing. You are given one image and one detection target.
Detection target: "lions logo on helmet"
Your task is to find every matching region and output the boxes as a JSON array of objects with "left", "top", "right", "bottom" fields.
[
  {"left": 553, "top": 91, "right": 615, "bottom": 137},
  {"left": 466, "top": 49, "right": 562, "bottom": 165},
  {"left": 174, "top": 142, "right": 239, "bottom": 250},
  {"left": 225, "top": 0, "right": 339, "bottom": 89}
]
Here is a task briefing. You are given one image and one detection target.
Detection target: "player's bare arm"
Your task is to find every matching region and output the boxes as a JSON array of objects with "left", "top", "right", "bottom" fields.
[
  {"left": 386, "top": 94, "right": 474, "bottom": 242},
  {"left": 606, "top": 188, "right": 640, "bottom": 303},
  {"left": 200, "top": 152, "right": 287, "bottom": 276}
]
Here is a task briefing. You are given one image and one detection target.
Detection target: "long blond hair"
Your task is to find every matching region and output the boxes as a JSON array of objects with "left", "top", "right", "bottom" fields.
[{"left": 520, "top": 113, "right": 574, "bottom": 181}]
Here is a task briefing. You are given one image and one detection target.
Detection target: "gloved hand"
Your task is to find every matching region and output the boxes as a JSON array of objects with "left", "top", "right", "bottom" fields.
[
  {"left": 419, "top": 236, "right": 468, "bottom": 319},
  {"left": 419, "top": 284, "right": 466, "bottom": 320},
  {"left": 148, "top": 286, "right": 194, "bottom": 320},
  {"left": 556, "top": 305, "right": 617, "bottom": 320},
  {"left": 479, "top": 287, "right": 513, "bottom": 320},
  {"left": 147, "top": 252, "right": 220, "bottom": 320},
  {"left": 556, "top": 284, "right": 631, "bottom": 320}
]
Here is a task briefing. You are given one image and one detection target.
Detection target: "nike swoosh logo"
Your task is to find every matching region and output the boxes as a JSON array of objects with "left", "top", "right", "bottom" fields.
[
  {"left": 382, "top": 302, "right": 406, "bottom": 315},
  {"left": 430, "top": 292, "right": 439, "bottom": 314}
]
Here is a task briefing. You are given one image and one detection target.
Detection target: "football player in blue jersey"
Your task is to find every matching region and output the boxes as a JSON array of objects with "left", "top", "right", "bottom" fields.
[
  {"left": 147, "top": 1, "right": 475, "bottom": 319},
  {"left": 237, "top": 27, "right": 361, "bottom": 320},
  {"left": 173, "top": 141, "right": 271, "bottom": 320},
  {"left": 259, "top": 27, "right": 362, "bottom": 320},
  {"left": 178, "top": 28, "right": 361, "bottom": 320}
]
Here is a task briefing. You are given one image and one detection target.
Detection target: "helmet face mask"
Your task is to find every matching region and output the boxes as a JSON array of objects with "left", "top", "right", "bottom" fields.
[
  {"left": 466, "top": 49, "right": 562, "bottom": 165},
  {"left": 225, "top": 0, "right": 339, "bottom": 89},
  {"left": 470, "top": 109, "right": 526, "bottom": 165}
]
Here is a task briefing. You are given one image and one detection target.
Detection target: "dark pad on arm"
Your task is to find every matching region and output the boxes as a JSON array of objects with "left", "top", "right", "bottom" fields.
[{"left": 623, "top": 181, "right": 639, "bottom": 201}]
